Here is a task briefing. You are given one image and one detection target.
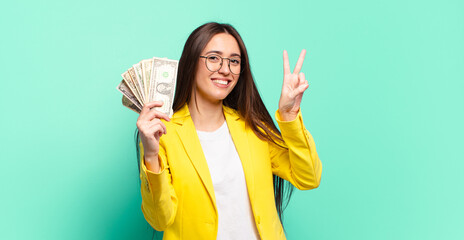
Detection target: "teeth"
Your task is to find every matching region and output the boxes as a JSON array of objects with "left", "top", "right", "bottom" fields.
[{"left": 213, "top": 80, "right": 228, "bottom": 85}]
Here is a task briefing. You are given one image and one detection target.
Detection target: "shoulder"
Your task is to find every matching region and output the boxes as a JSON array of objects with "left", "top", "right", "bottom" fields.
[{"left": 158, "top": 104, "right": 192, "bottom": 144}]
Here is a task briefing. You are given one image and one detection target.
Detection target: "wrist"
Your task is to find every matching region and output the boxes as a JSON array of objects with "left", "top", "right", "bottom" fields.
[
  {"left": 144, "top": 154, "right": 161, "bottom": 173},
  {"left": 278, "top": 109, "right": 299, "bottom": 121}
]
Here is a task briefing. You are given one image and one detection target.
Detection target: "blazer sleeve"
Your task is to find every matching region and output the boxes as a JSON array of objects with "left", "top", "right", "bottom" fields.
[
  {"left": 269, "top": 110, "right": 322, "bottom": 190},
  {"left": 139, "top": 140, "right": 178, "bottom": 231}
]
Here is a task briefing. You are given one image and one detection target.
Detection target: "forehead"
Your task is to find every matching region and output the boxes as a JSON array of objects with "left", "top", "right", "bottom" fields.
[{"left": 202, "top": 33, "right": 240, "bottom": 56}]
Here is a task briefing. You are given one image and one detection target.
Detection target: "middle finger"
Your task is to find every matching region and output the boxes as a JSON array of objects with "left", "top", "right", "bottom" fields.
[{"left": 293, "top": 49, "right": 307, "bottom": 74}]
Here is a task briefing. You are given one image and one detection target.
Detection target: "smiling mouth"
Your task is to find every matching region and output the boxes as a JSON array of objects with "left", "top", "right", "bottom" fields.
[
  {"left": 213, "top": 79, "right": 228, "bottom": 85},
  {"left": 211, "top": 78, "right": 231, "bottom": 87}
]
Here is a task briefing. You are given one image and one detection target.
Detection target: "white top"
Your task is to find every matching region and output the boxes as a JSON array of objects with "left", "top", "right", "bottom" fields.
[{"left": 197, "top": 121, "right": 260, "bottom": 240}]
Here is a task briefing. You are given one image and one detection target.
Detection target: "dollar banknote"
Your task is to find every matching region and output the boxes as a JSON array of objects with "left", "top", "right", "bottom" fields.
[
  {"left": 150, "top": 57, "right": 178, "bottom": 117},
  {"left": 121, "top": 71, "right": 143, "bottom": 104},
  {"left": 127, "top": 67, "right": 145, "bottom": 105},
  {"left": 117, "top": 80, "right": 142, "bottom": 112},
  {"left": 132, "top": 63, "right": 146, "bottom": 103},
  {"left": 118, "top": 57, "right": 178, "bottom": 116},
  {"left": 122, "top": 95, "right": 141, "bottom": 113},
  {"left": 141, "top": 59, "right": 153, "bottom": 101}
]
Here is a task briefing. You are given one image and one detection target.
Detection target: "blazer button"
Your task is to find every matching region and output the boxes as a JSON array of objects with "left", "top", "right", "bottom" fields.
[
  {"left": 257, "top": 216, "right": 261, "bottom": 224},
  {"left": 145, "top": 179, "right": 150, "bottom": 192}
]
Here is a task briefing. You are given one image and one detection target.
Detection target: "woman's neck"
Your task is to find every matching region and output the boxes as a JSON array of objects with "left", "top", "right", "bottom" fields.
[{"left": 188, "top": 97, "right": 225, "bottom": 132}]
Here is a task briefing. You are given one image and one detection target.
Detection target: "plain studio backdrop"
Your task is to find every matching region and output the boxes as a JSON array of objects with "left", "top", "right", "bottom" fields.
[{"left": 1, "top": 0, "right": 463, "bottom": 239}]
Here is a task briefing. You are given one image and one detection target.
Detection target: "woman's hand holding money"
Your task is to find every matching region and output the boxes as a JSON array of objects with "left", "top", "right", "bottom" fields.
[{"left": 137, "top": 101, "right": 171, "bottom": 173}]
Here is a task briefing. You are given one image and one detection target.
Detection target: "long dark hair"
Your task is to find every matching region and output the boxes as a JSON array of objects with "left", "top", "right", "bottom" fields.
[{"left": 136, "top": 22, "right": 294, "bottom": 230}]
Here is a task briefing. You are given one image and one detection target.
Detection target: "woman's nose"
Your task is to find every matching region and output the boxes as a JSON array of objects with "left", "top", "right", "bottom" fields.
[{"left": 218, "top": 61, "right": 231, "bottom": 74}]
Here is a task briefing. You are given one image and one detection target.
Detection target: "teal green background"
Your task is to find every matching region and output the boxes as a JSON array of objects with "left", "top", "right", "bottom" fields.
[{"left": 1, "top": 0, "right": 463, "bottom": 239}]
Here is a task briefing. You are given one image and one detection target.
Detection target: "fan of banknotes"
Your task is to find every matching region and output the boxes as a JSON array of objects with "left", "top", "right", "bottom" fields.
[{"left": 117, "top": 57, "right": 178, "bottom": 116}]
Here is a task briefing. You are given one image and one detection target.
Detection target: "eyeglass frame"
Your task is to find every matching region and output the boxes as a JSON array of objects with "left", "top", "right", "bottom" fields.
[{"left": 199, "top": 54, "right": 244, "bottom": 75}]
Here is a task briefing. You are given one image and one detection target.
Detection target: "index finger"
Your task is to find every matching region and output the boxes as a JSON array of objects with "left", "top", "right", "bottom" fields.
[
  {"left": 140, "top": 101, "right": 164, "bottom": 115},
  {"left": 283, "top": 50, "right": 291, "bottom": 75},
  {"left": 293, "top": 49, "right": 307, "bottom": 74}
]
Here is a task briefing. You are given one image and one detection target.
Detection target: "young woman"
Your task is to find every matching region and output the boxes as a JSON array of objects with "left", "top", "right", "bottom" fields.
[{"left": 136, "top": 22, "right": 322, "bottom": 240}]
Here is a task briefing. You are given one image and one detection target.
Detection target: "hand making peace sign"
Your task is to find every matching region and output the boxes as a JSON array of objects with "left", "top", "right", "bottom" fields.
[{"left": 278, "top": 49, "right": 309, "bottom": 121}]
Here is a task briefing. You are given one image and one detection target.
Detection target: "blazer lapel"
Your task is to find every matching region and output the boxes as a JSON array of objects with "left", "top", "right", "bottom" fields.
[
  {"left": 174, "top": 106, "right": 217, "bottom": 211},
  {"left": 224, "top": 107, "right": 256, "bottom": 203}
]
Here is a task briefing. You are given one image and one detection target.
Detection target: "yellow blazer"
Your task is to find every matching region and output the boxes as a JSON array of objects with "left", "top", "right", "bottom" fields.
[{"left": 139, "top": 104, "right": 322, "bottom": 239}]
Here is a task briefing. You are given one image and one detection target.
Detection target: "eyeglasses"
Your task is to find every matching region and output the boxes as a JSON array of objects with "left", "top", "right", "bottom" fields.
[{"left": 199, "top": 54, "right": 242, "bottom": 75}]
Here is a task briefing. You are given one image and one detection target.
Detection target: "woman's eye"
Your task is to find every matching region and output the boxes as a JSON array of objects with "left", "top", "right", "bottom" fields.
[
  {"left": 208, "top": 56, "right": 220, "bottom": 61},
  {"left": 230, "top": 59, "right": 240, "bottom": 65}
]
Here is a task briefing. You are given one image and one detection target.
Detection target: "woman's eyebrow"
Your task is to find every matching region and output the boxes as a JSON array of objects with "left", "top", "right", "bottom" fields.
[
  {"left": 204, "top": 50, "right": 241, "bottom": 57},
  {"left": 205, "top": 50, "right": 222, "bottom": 55}
]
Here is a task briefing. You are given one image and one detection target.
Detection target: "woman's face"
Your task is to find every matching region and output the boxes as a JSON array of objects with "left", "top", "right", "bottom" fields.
[{"left": 193, "top": 33, "right": 241, "bottom": 104}]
